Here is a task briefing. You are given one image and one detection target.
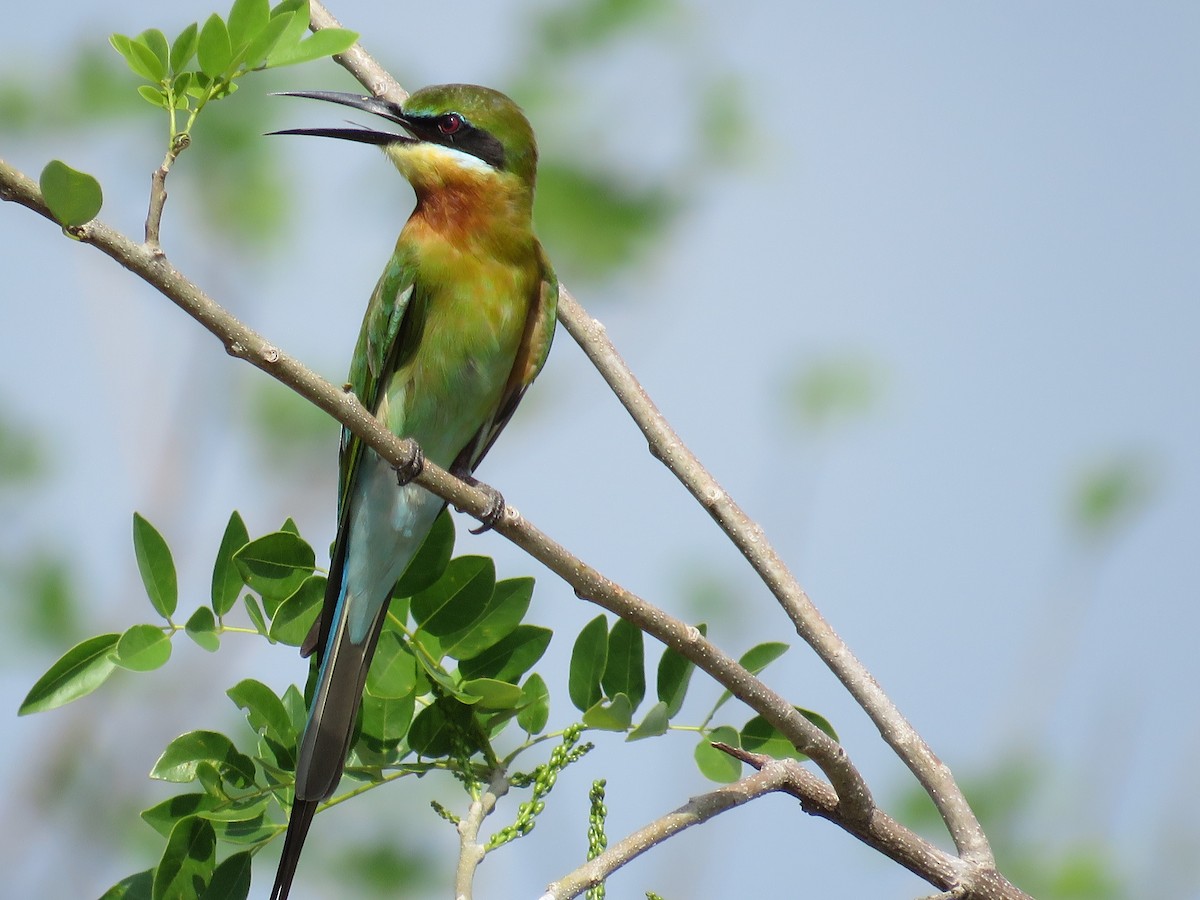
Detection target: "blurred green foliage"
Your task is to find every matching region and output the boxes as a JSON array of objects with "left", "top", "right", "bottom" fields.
[
  {"left": 895, "top": 755, "right": 1127, "bottom": 900},
  {"left": 781, "top": 353, "right": 885, "bottom": 434},
  {"left": 1068, "top": 453, "right": 1156, "bottom": 545}
]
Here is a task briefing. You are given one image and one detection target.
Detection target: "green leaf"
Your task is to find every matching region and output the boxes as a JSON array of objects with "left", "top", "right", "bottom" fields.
[
  {"left": 150, "top": 730, "right": 256, "bottom": 788},
  {"left": 627, "top": 700, "right": 669, "bottom": 741},
  {"left": 194, "top": 797, "right": 270, "bottom": 823},
  {"left": 195, "top": 761, "right": 226, "bottom": 798},
  {"left": 208, "top": 815, "right": 275, "bottom": 845},
  {"left": 602, "top": 617, "right": 645, "bottom": 710},
  {"left": 199, "top": 850, "right": 252, "bottom": 900},
  {"left": 19, "top": 632, "right": 120, "bottom": 714},
  {"left": 694, "top": 726, "right": 742, "bottom": 783},
  {"left": 282, "top": 683, "right": 307, "bottom": 733},
  {"left": 114, "top": 624, "right": 172, "bottom": 672},
  {"left": 568, "top": 615, "right": 608, "bottom": 712},
  {"left": 359, "top": 691, "right": 415, "bottom": 746},
  {"left": 365, "top": 630, "right": 418, "bottom": 700},
  {"left": 392, "top": 510, "right": 455, "bottom": 597},
  {"left": 132, "top": 512, "right": 178, "bottom": 619},
  {"left": 227, "top": 0, "right": 270, "bottom": 52},
  {"left": 582, "top": 693, "right": 633, "bottom": 731},
  {"left": 712, "top": 641, "right": 789, "bottom": 716},
  {"left": 211, "top": 511, "right": 249, "bottom": 616},
  {"left": 740, "top": 708, "right": 838, "bottom": 761},
  {"left": 141, "top": 796, "right": 219, "bottom": 840},
  {"left": 138, "top": 29, "right": 171, "bottom": 78},
  {"left": 141, "top": 792, "right": 220, "bottom": 838},
  {"left": 170, "top": 23, "right": 200, "bottom": 71},
  {"left": 739, "top": 715, "right": 802, "bottom": 760},
  {"left": 153, "top": 817, "right": 216, "bottom": 900},
  {"left": 241, "top": 6, "right": 292, "bottom": 70},
  {"left": 227, "top": 678, "right": 292, "bottom": 742},
  {"left": 99, "top": 869, "right": 153, "bottom": 900},
  {"left": 109, "top": 33, "right": 163, "bottom": 82},
  {"left": 516, "top": 673, "right": 549, "bottom": 734},
  {"left": 442, "top": 575, "right": 533, "bottom": 661},
  {"left": 460, "top": 677, "right": 524, "bottom": 711},
  {"left": 740, "top": 641, "right": 789, "bottom": 673},
  {"left": 243, "top": 594, "right": 268, "bottom": 636},
  {"left": 38, "top": 160, "right": 102, "bottom": 228},
  {"left": 233, "top": 530, "right": 315, "bottom": 606},
  {"left": 265, "top": 0, "right": 310, "bottom": 58},
  {"left": 129, "top": 41, "right": 166, "bottom": 84},
  {"left": 411, "top": 555, "right": 494, "bottom": 639},
  {"left": 110, "top": 34, "right": 154, "bottom": 81},
  {"left": 197, "top": 14, "right": 233, "bottom": 78},
  {"left": 267, "top": 27, "right": 358, "bottom": 68},
  {"left": 657, "top": 623, "right": 705, "bottom": 718},
  {"left": 267, "top": 575, "right": 324, "bottom": 645},
  {"left": 185, "top": 607, "right": 220, "bottom": 652},
  {"left": 457, "top": 624, "right": 551, "bottom": 683},
  {"left": 407, "top": 697, "right": 473, "bottom": 758},
  {"left": 136, "top": 85, "right": 168, "bottom": 109}
]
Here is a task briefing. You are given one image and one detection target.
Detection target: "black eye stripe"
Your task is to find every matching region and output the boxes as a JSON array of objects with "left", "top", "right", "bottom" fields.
[{"left": 405, "top": 113, "right": 507, "bottom": 171}]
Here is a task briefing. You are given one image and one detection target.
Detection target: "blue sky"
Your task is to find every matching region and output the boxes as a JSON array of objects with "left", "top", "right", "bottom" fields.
[{"left": 2, "top": 2, "right": 1198, "bottom": 898}]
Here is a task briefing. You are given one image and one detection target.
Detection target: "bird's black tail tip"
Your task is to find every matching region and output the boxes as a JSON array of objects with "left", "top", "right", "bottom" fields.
[{"left": 270, "top": 798, "right": 320, "bottom": 900}]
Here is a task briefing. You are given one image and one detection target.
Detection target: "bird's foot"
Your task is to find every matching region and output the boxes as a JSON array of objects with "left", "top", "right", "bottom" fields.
[
  {"left": 470, "top": 484, "right": 506, "bottom": 534},
  {"left": 452, "top": 469, "right": 506, "bottom": 534},
  {"left": 393, "top": 443, "right": 425, "bottom": 486}
]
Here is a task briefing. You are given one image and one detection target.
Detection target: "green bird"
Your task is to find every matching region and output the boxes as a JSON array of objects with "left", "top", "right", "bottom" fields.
[{"left": 269, "top": 84, "right": 557, "bottom": 899}]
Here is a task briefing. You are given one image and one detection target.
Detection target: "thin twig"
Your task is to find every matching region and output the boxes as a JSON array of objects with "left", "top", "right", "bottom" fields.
[
  {"left": 546, "top": 744, "right": 1030, "bottom": 900},
  {"left": 454, "top": 768, "right": 509, "bottom": 900},
  {"left": 541, "top": 760, "right": 795, "bottom": 900}
]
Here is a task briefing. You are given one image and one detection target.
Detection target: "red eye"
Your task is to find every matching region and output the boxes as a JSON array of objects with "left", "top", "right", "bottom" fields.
[{"left": 437, "top": 113, "right": 464, "bottom": 135}]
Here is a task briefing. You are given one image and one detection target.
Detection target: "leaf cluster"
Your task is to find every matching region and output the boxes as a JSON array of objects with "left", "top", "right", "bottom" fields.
[
  {"left": 19, "top": 500, "right": 827, "bottom": 896},
  {"left": 109, "top": 0, "right": 355, "bottom": 142},
  {"left": 567, "top": 618, "right": 834, "bottom": 782}
]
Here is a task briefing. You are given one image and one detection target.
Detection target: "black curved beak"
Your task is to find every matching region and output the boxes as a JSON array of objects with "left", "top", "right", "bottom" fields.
[{"left": 269, "top": 91, "right": 416, "bottom": 145}]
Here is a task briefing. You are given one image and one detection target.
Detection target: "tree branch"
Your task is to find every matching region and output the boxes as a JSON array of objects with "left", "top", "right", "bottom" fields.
[
  {"left": 554, "top": 292, "right": 991, "bottom": 862},
  {"left": 0, "top": 7, "right": 1016, "bottom": 893},
  {"left": 454, "top": 768, "right": 509, "bottom": 900},
  {"left": 545, "top": 743, "right": 1029, "bottom": 900},
  {"left": 0, "top": 151, "right": 889, "bottom": 885},
  {"left": 302, "top": 0, "right": 988, "bottom": 874}
]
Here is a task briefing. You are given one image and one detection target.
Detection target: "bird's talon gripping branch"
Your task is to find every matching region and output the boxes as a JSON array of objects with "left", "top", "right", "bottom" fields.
[
  {"left": 469, "top": 483, "right": 506, "bottom": 534},
  {"left": 393, "top": 443, "right": 425, "bottom": 486}
]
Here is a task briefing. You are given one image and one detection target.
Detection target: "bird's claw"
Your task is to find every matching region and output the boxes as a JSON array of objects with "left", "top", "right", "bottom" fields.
[
  {"left": 451, "top": 469, "right": 506, "bottom": 533},
  {"left": 468, "top": 483, "right": 506, "bottom": 534},
  {"left": 394, "top": 444, "right": 425, "bottom": 486}
]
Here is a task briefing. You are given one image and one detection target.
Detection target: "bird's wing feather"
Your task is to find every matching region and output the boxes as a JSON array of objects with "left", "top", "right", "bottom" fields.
[
  {"left": 302, "top": 252, "right": 420, "bottom": 662},
  {"left": 451, "top": 246, "right": 558, "bottom": 476}
]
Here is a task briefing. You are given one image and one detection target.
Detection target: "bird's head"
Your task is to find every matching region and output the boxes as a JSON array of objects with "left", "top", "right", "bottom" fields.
[{"left": 274, "top": 84, "right": 539, "bottom": 203}]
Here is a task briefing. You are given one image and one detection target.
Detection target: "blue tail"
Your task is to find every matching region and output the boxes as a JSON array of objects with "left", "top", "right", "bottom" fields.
[{"left": 271, "top": 460, "right": 442, "bottom": 898}]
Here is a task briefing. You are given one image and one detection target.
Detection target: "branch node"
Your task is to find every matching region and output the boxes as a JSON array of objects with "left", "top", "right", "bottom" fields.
[{"left": 260, "top": 344, "right": 280, "bottom": 364}]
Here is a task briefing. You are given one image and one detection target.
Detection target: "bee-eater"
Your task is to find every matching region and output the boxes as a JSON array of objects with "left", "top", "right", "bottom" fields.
[{"left": 269, "top": 84, "right": 557, "bottom": 899}]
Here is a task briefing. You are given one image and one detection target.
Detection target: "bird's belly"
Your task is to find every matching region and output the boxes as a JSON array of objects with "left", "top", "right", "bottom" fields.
[{"left": 387, "top": 270, "right": 531, "bottom": 465}]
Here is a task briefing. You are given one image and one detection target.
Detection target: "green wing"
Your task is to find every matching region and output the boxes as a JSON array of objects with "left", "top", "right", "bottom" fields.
[
  {"left": 303, "top": 250, "right": 419, "bottom": 660},
  {"left": 337, "top": 248, "right": 420, "bottom": 515}
]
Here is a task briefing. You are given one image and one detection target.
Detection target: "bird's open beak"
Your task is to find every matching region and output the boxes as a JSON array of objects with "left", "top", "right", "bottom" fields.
[{"left": 269, "top": 91, "right": 416, "bottom": 145}]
